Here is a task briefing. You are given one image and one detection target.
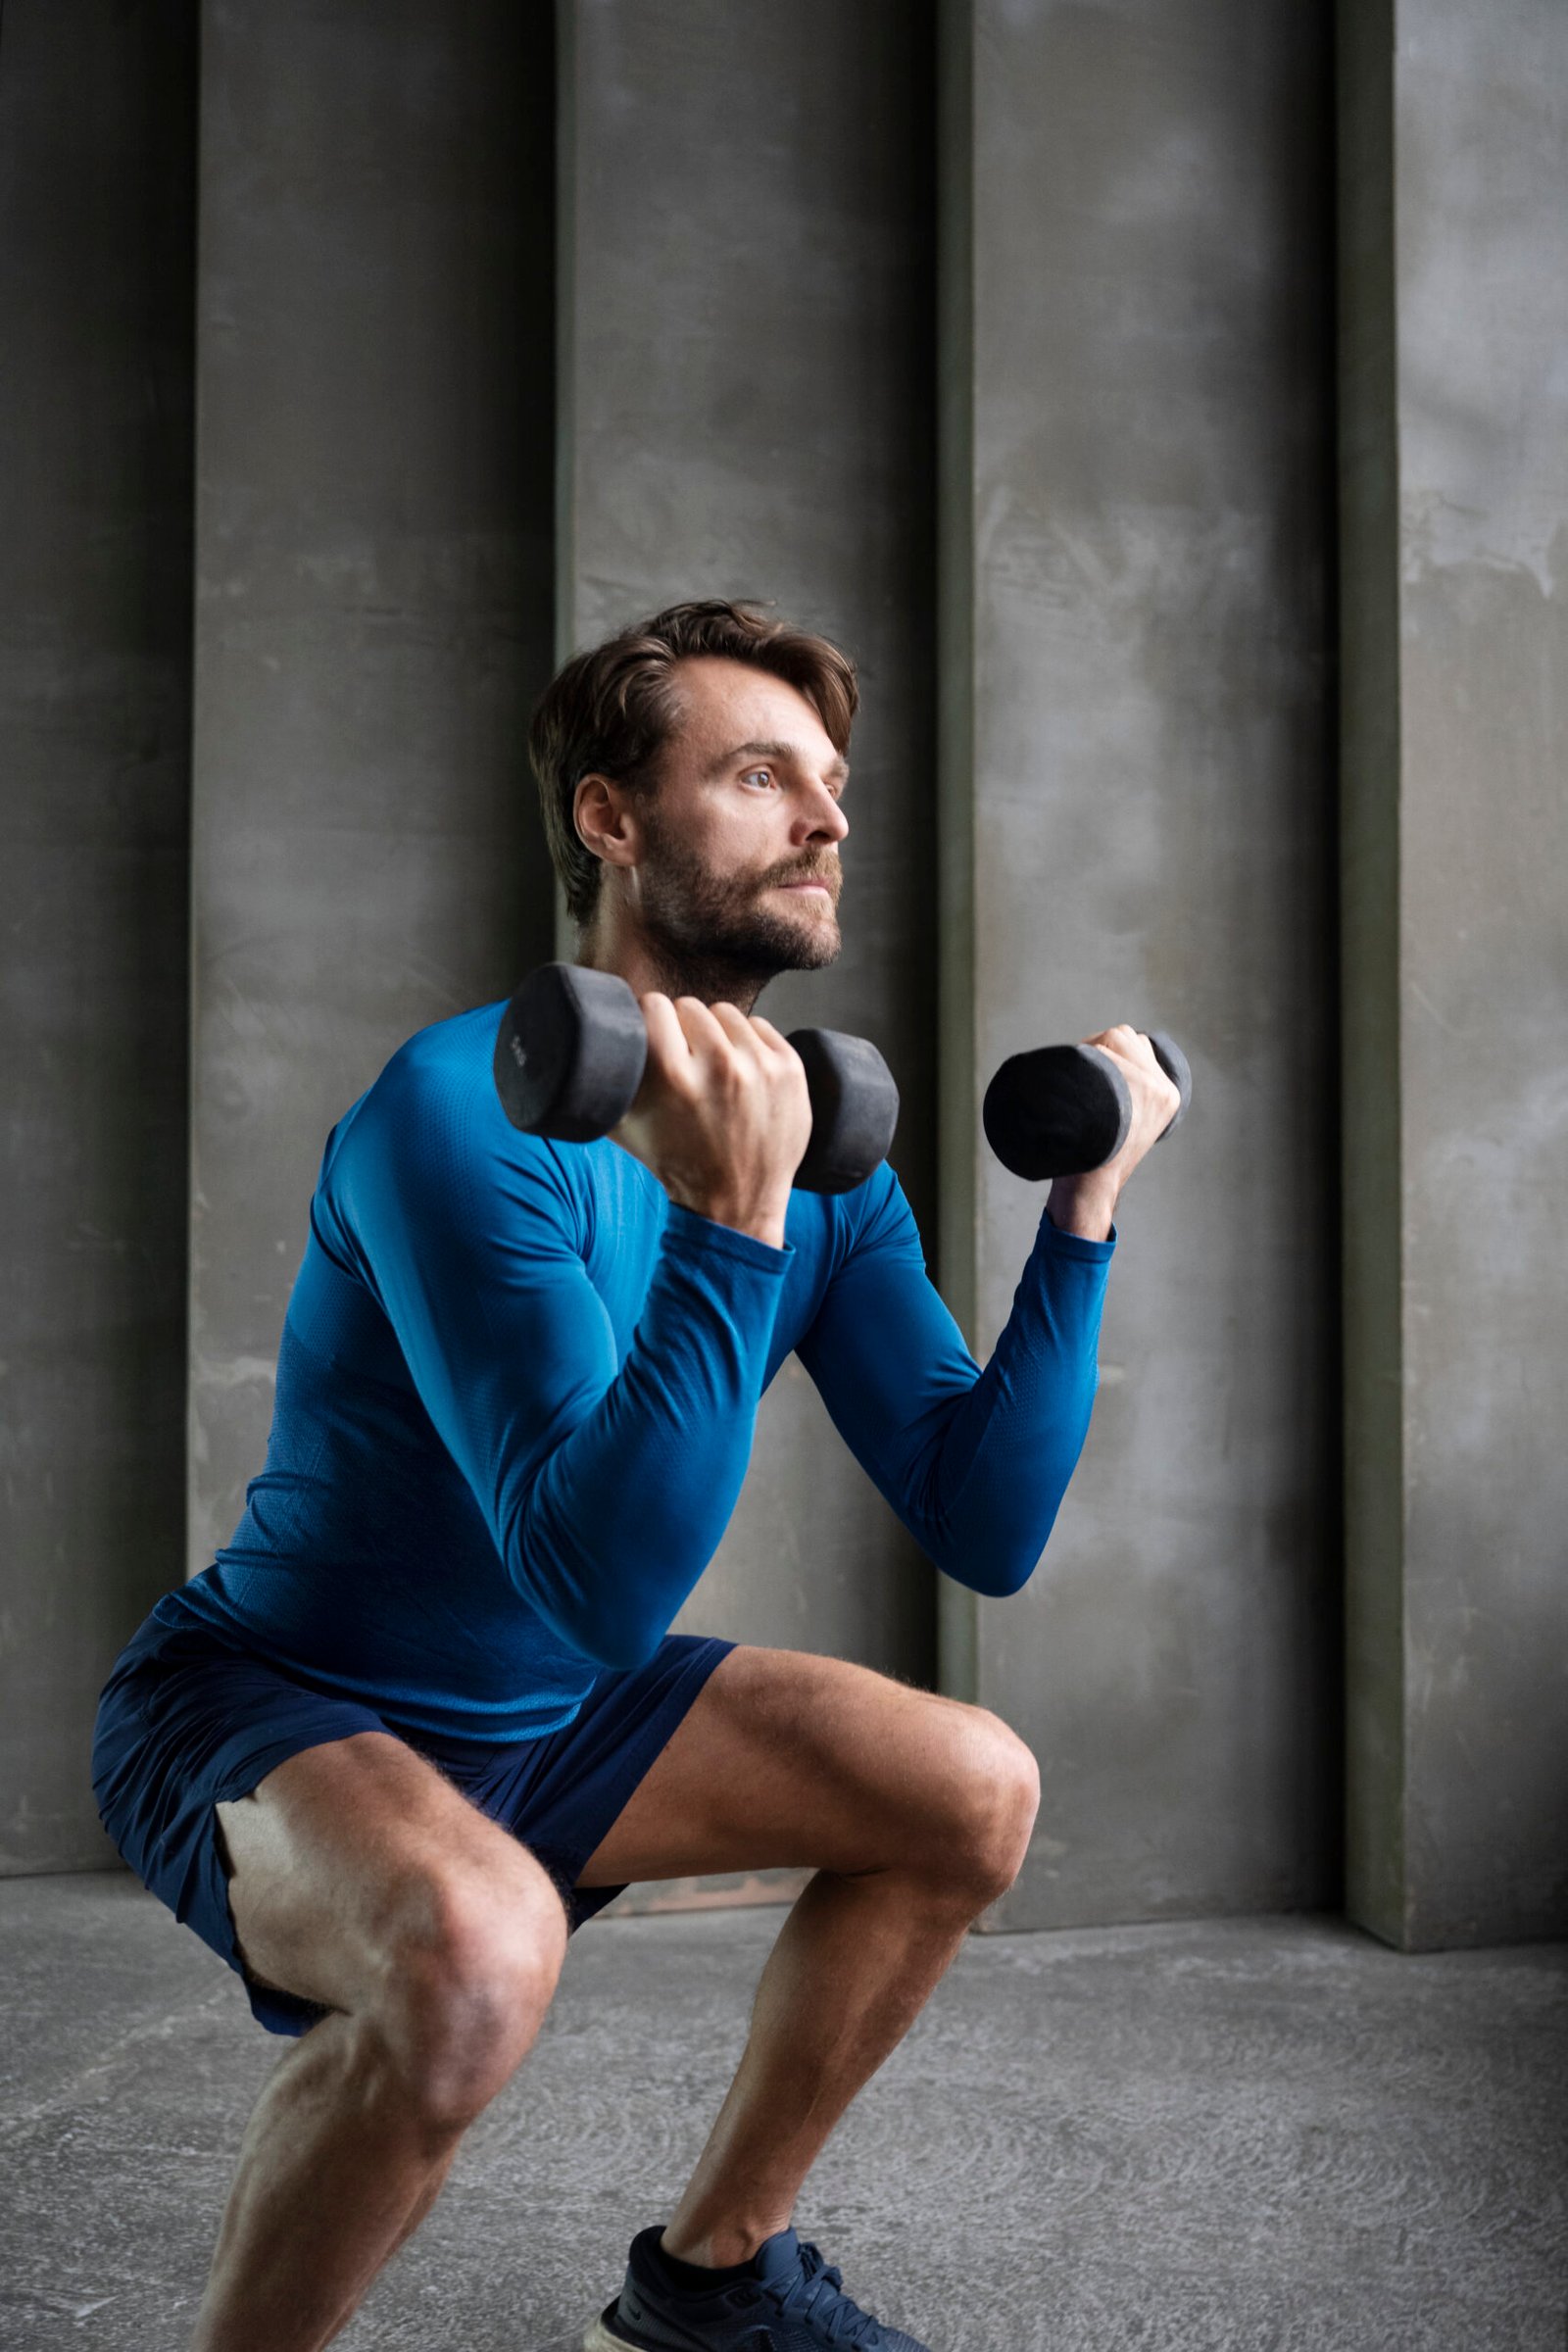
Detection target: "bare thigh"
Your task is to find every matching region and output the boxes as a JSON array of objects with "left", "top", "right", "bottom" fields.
[
  {"left": 576, "top": 1646, "right": 1037, "bottom": 1888},
  {"left": 216, "top": 1730, "right": 565, "bottom": 2017}
]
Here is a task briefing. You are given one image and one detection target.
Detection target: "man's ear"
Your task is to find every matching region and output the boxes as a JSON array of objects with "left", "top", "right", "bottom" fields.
[{"left": 573, "top": 772, "right": 642, "bottom": 872}]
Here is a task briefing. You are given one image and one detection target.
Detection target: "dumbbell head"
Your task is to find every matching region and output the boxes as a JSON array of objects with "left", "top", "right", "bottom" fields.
[
  {"left": 787, "top": 1028, "right": 900, "bottom": 1196},
  {"left": 493, "top": 963, "right": 648, "bottom": 1142},
  {"left": 1145, "top": 1031, "right": 1191, "bottom": 1138},
  {"left": 983, "top": 1030, "right": 1193, "bottom": 1180},
  {"left": 983, "top": 1043, "right": 1131, "bottom": 1182}
]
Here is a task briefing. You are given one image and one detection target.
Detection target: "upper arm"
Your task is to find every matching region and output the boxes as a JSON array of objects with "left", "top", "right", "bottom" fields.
[{"left": 328, "top": 1063, "right": 619, "bottom": 1565}]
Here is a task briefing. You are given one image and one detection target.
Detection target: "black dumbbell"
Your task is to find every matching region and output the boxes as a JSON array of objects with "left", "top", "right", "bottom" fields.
[
  {"left": 493, "top": 963, "right": 900, "bottom": 1198},
  {"left": 982, "top": 1031, "right": 1192, "bottom": 1182}
]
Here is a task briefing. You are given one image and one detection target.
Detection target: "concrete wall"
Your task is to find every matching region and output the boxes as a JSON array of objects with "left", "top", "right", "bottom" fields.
[
  {"left": 0, "top": 4, "right": 196, "bottom": 1871},
  {"left": 939, "top": 0, "right": 1341, "bottom": 1928},
  {"left": 6, "top": 0, "right": 1561, "bottom": 1950},
  {"left": 1341, "top": 0, "right": 1568, "bottom": 1947},
  {"left": 559, "top": 0, "right": 941, "bottom": 1684},
  {"left": 188, "top": 1, "right": 559, "bottom": 1573}
]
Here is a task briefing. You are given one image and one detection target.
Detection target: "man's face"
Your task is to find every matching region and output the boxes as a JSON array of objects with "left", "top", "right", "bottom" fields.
[{"left": 628, "top": 656, "right": 850, "bottom": 979}]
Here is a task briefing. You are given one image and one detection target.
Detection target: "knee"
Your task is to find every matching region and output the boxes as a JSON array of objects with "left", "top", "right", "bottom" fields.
[
  {"left": 940, "top": 1711, "right": 1040, "bottom": 1907},
  {"left": 371, "top": 1862, "right": 567, "bottom": 2136}
]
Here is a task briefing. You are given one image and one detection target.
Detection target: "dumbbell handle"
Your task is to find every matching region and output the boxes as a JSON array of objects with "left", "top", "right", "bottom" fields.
[{"left": 982, "top": 1029, "right": 1192, "bottom": 1182}]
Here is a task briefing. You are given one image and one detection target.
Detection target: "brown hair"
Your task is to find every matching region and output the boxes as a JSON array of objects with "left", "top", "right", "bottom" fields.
[{"left": 529, "top": 598, "right": 858, "bottom": 926}]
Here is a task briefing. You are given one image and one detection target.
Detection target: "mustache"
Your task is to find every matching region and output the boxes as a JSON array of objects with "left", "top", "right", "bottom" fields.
[{"left": 759, "top": 858, "right": 843, "bottom": 900}]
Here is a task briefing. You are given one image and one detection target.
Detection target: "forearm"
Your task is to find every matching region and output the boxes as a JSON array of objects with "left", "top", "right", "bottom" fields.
[
  {"left": 904, "top": 1214, "right": 1113, "bottom": 1593},
  {"left": 1046, "top": 1168, "right": 1120, "bottom": 1245}
]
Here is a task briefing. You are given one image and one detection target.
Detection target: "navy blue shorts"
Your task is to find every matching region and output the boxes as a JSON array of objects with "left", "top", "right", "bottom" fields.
[{"left": 91, "top": 1607, "right": 734, "bottom": 2038}]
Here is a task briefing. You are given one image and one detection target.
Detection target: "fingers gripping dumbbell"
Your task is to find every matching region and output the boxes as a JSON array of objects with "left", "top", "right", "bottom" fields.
[
  {"left": 493, "top": 963, "right": 900, "bottom": 1197},
  {"left": 982, "top": 1031, "right": 1192, "bottom": 1182}
]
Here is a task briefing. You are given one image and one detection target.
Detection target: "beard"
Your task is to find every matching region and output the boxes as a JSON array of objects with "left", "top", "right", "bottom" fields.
[{"left": 633, "top": 807, "right": 843, "bottom": 1007}]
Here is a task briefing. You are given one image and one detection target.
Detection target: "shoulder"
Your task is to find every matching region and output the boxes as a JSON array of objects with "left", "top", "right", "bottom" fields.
[
  {"left": 793, "top": 1157, "right": 924, "bottom": 1275},
  {"left": 322, "top": 1001, "right": 585, "bottom": 1240},
  {"left": 349, "top": 1003, "right": 531, "bottom": 1159},
  {"left": 368, "top": 1000, "right": 508, "bottom": 1118},
  {"left": 843, "top": 1157, "right": 922, "bottom": 1250}
]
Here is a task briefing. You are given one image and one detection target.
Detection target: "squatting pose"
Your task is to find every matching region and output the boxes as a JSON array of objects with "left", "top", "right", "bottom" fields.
[{"left": 94, "top": 599, "right": 1178, "bottom": 2352}]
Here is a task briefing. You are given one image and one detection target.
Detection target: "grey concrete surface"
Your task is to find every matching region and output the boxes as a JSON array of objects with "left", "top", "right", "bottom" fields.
[
  {"left": 1337, "top": 0, "right": 1406, "bottom": 1961},
  {"left": 938, "top": 1, "right": 1340, "bottom": 1928},
  {"left": 187, "top": 1, "right": 559, "bottom": 1577},
  {"left": 0, "top": 4, "right": 196, "bottom": 1870},
  {"left": 3, "top": 1877, "right": 1565, "bottom": 2350},
  {"left": 6, "top": 0, "right": 1559, "bottom": 1996},
  {"left": 559, "top": 2, "right": 941, "bottom": 1685},
  {"left": 1338, "top": 0, "right": 1568, "bottom": 1947}
]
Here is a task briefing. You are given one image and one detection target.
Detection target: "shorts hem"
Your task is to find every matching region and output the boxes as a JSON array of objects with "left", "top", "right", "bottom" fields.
[
  {"left": 553, "top": 1633, "right": 735, "bottom": 1929},
  {"left": 93, "top": 1621, "right": 740, "bottom": 2040}
]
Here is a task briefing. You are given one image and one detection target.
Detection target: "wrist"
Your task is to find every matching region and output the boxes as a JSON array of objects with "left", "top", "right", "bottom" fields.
[
  {"left": 1045, "top": 1173, "right": 1118, "bottom": 1243},
  {"left": 679, "top": 1191, "right": 790, "bottom": 1250}
]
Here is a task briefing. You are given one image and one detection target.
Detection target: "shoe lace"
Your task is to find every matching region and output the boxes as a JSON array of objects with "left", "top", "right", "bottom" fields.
[{"left": 761, "top": 2239, "right": 885, "bottom": 2347}]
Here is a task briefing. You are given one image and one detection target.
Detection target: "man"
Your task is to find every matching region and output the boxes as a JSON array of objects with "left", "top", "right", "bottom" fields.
[{"left": 93, "top": 599, "right": 1178, "bottom": 2352}]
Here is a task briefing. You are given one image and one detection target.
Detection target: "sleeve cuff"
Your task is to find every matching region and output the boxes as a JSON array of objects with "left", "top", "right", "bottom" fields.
[
  {"left": 662, "top": 1200, "right": 794, "bottom": 1277},
  {"left": 1034, "top": 1209, "right": 1117, "bottom": 1264}
]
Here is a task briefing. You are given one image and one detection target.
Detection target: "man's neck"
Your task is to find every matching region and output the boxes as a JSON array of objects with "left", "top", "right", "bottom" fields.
[{"left": 575, "top": 919, "right": 774, "bottom": 1015}]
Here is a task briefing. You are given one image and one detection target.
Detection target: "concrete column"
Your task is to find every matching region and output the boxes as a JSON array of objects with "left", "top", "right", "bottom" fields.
[
  {"left": 559, "top": 0, "right": 940, "bottom": 1682},
  {"left": 1340, "top": 0, "right": 1568, "bottom": 1947},
  {"left": 189, "top": 3, "right": 558, "bottom": 1573},
  {"left": 0, "top": 4, "right": 196, "bottom": 1868},
  {"left": 939, "top": 0, "right": 1340, "bottom": 1927}
]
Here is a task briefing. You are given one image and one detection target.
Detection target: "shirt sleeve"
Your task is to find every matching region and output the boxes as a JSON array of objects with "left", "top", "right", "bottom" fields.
[
  {"left": 326, "top": 1055, "right": 790, "bottom": 1672},
  {"left": 795, "top": 1167, "right": 1114, "bottom": 1595}
]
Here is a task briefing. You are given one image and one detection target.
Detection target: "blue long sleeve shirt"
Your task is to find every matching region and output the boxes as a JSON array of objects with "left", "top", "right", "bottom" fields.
[{"left": 163, "top": 1002, "right": 1116, "bottom": 1739}]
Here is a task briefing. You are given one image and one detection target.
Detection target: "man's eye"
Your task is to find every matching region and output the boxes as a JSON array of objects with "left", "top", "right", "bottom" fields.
[{"left": 741, "top": 768, "right": 774, "bottom": 788}]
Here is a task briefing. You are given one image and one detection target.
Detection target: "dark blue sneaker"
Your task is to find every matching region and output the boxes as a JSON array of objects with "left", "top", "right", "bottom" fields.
[{"left": 584, "top": 2224, "right": 932, "bottom": 2350}]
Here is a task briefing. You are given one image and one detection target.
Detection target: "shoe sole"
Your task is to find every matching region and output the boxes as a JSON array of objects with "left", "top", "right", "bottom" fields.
[{"left": 580, "top": 2314, "right": 638, "bottom": 2351}]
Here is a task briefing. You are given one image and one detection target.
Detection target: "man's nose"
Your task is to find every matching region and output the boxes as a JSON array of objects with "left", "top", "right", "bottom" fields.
[{"left": 796, "top": 780, "right": 849, "bottom": 844}]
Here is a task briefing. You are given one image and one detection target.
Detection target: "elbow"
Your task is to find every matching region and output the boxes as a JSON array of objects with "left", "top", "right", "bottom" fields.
[
  {"left": 504, "top": 1496, "right": 672, "bottom": 1673},
  {"left": 935, "top": 1521, "right": 1051, "bottom": 1599},
  {"left": 969, "top": 1488, "right": 1071, "bottom": 1597},
  {"left": 970, "top": 1547, "right": 1040, "bottom": 1600},
  {"left": 504, "top": 1530, "right": 668, "bottom": 1676},
  {"left": 531, "top": 1575, "right": 667, "bottom": 1673},
  {"left": 572, "top": 1612, "right": 666, "bottom": 1675}
]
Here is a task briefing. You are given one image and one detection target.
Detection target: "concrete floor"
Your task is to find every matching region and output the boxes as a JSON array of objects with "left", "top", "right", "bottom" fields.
[{"left": 1, "top": 1877, "right": 1564, "bottom": 2352}]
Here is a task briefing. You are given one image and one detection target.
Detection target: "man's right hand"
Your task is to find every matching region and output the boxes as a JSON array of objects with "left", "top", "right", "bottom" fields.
[
  {"left": 1046, "top": 1023, "right": 1183, "bottom": 1241},
  {"left": 610, "top": 995, "right": 810, "bottom": 1250}
]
